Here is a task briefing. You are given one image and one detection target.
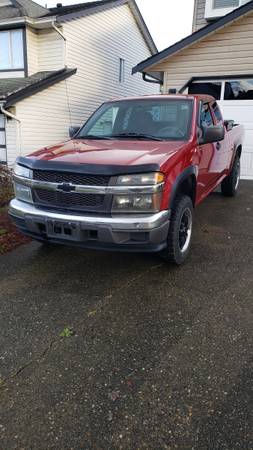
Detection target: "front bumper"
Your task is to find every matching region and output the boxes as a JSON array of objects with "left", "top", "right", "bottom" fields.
[{"left": 9, "top": 199, "right": 170, "bottom": 252}]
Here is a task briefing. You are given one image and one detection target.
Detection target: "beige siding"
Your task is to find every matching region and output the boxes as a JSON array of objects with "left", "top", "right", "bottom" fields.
[
  {"left": 13, "top": 80, "right": 71, "bottom": 163},
  {"left": 63, "top": 3, "right": 157, "bottom": 126},
  {"left": 193, "top": 0, "right": 208, "bottom": 31},
  {"left": 26, "top": 27, "right": 38, "bottom": 75},
  {"left": 37, "top": 29, "right": 64, "bottom": 72},
  {"left": 148, "top": 10, "right": 253, "bottom": 92}
]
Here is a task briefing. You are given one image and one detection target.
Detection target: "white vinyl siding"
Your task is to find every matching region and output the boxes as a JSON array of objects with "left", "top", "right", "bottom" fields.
[
  {"left": 5, "top": 118, "right": 18, "bottom": 166},
  {"left": 26, "top": 27, "right": 38, "bottom": 75},
  {"left": 63, "top": 3, "right": 157, "bottom": 126},
  {"left": 193, "top": 0, "right": 208, "bottom": 31},
  {"left": 37, "top": 29, "right": 64, "bottom": 72},
  {"left": 10, "top": 80, "right": 71, "bottom": 165}
]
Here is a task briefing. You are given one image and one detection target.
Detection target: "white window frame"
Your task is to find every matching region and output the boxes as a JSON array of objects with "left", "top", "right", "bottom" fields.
[
  {"left": 0, "top": 29, "right": 24, "bottom": 71},
  {"left": 205, "top": 0, "right": 249, "bottom": 20}
]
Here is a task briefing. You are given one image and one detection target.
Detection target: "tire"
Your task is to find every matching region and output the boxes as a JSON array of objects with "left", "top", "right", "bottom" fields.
[
  {"left": 160, "top": 195, "right": 193, "bottom": 265},
  {"left": 221, "top": 155, "right": 240, "bottom": 197}
]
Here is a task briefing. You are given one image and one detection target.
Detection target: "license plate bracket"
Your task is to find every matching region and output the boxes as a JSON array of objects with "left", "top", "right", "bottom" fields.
[{"left": 46, "top": 220, "right": 81, "bottom": 241}]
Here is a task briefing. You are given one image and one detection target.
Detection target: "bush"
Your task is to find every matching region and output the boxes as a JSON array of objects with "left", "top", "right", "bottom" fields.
[{"left": 0, "top": 165, "right": 13, "bottom": 207}]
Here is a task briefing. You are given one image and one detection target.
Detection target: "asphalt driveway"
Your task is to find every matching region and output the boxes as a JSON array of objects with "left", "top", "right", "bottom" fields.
[{"left": 0, "top": 181, "right": 252, "bottom": 450}]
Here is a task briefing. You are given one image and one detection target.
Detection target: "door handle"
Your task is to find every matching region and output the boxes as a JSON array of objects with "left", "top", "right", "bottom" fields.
[{"left": 216, "top": 142, "right": 221, "bottom": 151}]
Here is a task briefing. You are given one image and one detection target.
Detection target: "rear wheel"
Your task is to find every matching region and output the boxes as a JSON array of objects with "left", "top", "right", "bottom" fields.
[
  {"left": 160, "top": 195, "right": 193, "bottom": 265},
  {"left": 221, "top": 155, "right": 240, "bottom": 197}
]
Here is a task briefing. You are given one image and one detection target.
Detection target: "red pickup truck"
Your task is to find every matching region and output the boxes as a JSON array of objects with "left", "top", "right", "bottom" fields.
[{"left": 10, "top": 94, "right": 244, "bottom": 264}]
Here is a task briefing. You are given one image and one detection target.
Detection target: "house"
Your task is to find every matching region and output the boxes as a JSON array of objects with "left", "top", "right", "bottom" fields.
[
  {"left": 133, "top": 0, "right": 253, "bottom": 180},
  {"left": 0, "top": 0, "right": 158, "bottom": 166}
]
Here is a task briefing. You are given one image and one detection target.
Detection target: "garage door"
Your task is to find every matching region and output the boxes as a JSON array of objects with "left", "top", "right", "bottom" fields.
[
  {"left": 0, "top": 114, "right": 6, "bottom": 163},
  {"left": 188, "top": 77, "right": 253, "bottom": 179}
]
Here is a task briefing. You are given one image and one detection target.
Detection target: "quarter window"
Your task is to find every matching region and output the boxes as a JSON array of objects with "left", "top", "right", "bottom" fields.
[{"left": 0, "top": 29, "right": 24, "bottom": 70}]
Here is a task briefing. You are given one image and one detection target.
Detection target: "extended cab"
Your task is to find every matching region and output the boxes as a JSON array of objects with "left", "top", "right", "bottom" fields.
[{"left": 9, "top": 95, "right": 244, "bottom": 264}]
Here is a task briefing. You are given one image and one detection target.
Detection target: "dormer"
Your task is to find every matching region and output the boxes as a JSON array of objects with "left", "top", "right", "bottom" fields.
[{"left": 205, "top": 0, "right": 251, "bottom": 20}]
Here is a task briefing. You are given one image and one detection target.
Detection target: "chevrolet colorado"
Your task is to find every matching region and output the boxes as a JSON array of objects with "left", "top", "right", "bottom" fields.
[{"left": 9, "top": 94, "right": 244, "bottom": 264}]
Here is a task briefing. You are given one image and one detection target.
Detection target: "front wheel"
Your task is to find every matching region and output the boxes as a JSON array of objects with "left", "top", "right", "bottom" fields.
[
  {"left": 221, "top": 155, "right": 240, "bottom": 197},
  {"left": 160, "top": 195, "right": 193, "bottom": 265}
]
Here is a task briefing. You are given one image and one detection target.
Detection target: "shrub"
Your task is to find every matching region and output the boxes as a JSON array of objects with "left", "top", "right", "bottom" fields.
[{"left": 0, "top": 165, "right": 13, "bottom": 207}]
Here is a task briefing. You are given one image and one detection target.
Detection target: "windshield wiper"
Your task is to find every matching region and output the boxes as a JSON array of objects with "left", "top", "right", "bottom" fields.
[
  {"left": 111, "top": 133, "right": 163, "bottom": 141},
  {"left": 75, "top": 135, "right": 113, "bottom": 140}
]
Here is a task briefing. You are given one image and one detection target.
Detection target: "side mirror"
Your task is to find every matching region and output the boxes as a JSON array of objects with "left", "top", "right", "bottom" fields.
[
  {"left": 199, "top": 125, "right": 225, "bottom": 144},
  {"left": 69, "top": 126, "right": 80, "bottom": 138},
  {"left": 224, "top": 120, "right": 234, "bottom": 132}
]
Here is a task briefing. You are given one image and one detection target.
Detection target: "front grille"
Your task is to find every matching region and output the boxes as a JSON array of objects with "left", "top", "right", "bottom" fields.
[
  {"left": 33, "top": 170, "right": 110, "bottom": 186},
  {"left": 33, "top": 189, "right": 105, "bottom": 210}
]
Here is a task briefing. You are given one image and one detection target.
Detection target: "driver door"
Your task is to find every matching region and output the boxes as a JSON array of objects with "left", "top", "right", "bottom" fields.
[{"left": 197, "top": 102, "right": 217, "bottom": 198}]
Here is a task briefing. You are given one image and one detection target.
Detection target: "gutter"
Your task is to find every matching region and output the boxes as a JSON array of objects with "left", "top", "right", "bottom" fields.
[{"left": 0, "top": 104, "right": 21, "bottom": 123}]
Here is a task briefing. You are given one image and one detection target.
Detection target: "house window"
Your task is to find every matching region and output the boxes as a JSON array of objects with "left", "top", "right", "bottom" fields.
[
  {"left": 205, "top": 0, "right": 250, "bottom": 19},
  {"left": 0, "top": 29, "right": 24, "bottom": 70},
  {"left": 119, "top": 58, "right": 125, "bottom": 83},
  {"left": 213, "top": 0, "right": 239, "bottom": 8},
  {"left": 224, "top": 80, "right": 253, "bottom": 100}
]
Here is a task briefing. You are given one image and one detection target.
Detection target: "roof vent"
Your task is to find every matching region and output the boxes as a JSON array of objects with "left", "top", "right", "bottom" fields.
[{"left": 56, "top": 3, "right": 62, "bottom": 7}]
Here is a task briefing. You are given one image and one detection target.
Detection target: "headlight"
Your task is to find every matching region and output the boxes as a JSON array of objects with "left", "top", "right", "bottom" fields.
[
  {"left": 116, "top": 172, "right": 164, "bottom": 186},
  {"left": 14, "top": 183, "right": 33, "bottom": 204},
  {"left": 14, "top": 163, "right": 32, "bottom": 179},
  {"left": 112, "top": 193, "right": 162, "bottom": 213}
]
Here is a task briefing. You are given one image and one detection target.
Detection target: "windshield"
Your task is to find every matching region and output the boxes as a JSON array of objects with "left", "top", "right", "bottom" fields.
[{"left": 77, "top": 99, "right": 193, "bottom": 141}]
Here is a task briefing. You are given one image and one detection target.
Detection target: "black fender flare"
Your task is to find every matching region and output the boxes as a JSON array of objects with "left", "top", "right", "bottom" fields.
[{"left": 169, "top": 165, "right": 198, "bottom": 209}]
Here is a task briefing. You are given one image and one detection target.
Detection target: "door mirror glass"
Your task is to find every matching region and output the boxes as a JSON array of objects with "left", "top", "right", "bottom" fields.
[{"left": 200, "top": 125, "right": 225, "bottom": 144}]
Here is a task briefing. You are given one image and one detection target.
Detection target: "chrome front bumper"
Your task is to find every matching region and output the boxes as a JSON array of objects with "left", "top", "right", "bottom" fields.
[{"left": 9, "top": 199, "right": 170, "bottom": 252}]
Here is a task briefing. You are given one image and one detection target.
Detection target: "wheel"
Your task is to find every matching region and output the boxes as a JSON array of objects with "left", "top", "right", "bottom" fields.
[
  {"left": 160, "top": 195, "right": 193, "bottom": 265},
  {"left": 221, "top": 155, "right": 240, "bottom": 197}
]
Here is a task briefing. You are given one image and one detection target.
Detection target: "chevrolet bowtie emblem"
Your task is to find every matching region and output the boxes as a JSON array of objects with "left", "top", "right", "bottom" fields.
[{"left": 57, "top": 183, "right": 76, "bottom": 193}]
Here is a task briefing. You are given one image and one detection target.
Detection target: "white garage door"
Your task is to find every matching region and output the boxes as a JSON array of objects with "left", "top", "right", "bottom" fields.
[
  {"left": 219, "top": 79, "right": 253, "bottom": 179},
  {"left": 188, "top": 77, "right": 253, "bottom": 179},
  {"left": 0, "top": 114, "right": 7, "bottom": 163}
]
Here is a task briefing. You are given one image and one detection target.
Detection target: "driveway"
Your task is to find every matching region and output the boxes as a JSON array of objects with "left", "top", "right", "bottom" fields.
[{"left": 0, "top": 181, "right": 252, "bottom": 450}]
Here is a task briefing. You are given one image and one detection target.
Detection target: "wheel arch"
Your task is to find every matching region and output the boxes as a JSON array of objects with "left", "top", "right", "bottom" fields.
[{"left": 169, "top": 166, "right": 197, "bottom": 210}]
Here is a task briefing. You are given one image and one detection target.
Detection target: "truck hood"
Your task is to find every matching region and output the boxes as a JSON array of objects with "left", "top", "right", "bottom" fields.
[{"left": 29, "top": 138, "right": 186, "bottom": 168}]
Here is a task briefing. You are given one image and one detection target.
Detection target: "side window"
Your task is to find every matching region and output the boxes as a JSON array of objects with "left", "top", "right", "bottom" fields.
[
  {"left": 212, "top": 102, "right": 223, "bottom": 124},
  {"left": 200, "top": 103, "right": 213, "bottom": 128}
]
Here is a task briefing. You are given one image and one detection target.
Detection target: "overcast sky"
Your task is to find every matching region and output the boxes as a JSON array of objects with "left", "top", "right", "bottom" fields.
[{"left": 38, "top": 0, "right": 195, "bottom": 51}]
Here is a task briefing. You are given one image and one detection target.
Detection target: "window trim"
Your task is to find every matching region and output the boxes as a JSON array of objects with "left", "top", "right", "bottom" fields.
[
  {"left": 205, "top": 0, "right": 249, "bottom": 20},
  {"left": 0, "top": 28, "right": 26, "bottom": 73}
]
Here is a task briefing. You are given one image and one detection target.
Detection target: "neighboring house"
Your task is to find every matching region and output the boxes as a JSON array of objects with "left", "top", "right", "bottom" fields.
[
  {"left": 0, "top": 0, "right": 158, "bottom": 165},
  {"left": 133, "top": 0, "right": 253, "bottom": 179}
]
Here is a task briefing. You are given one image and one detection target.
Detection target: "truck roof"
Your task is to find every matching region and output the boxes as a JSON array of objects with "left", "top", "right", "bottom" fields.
[{"left": 109, "top": 94, "right": 215, "bottom": 103}]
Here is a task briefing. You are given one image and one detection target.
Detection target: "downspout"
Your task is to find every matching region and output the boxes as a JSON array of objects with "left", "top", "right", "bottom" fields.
[
  {"left": 52, "top": 21, "right": 67, "bottom": 67},
  {"left": 0, "top": 104, "right": 21, "bottom": 166}
]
